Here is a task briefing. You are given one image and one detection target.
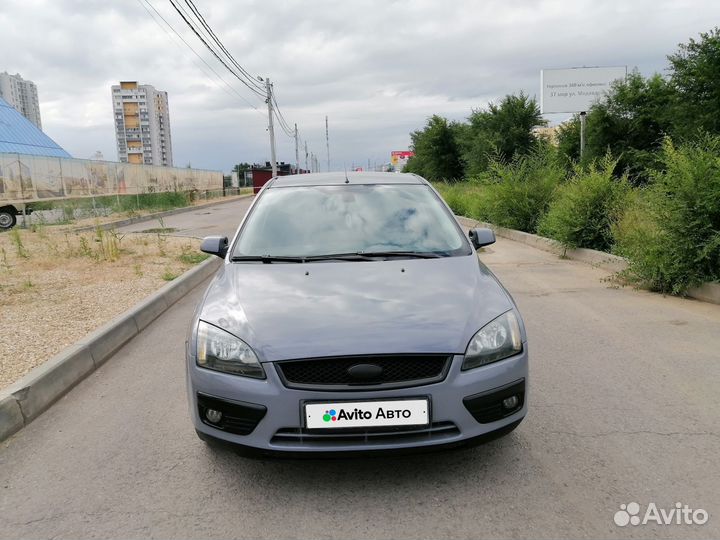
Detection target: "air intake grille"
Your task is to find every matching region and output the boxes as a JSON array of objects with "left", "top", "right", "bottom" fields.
[
  {"left": 197, "top": 393, "right": 266, "bottom": 436},
  {"left": 271, "top": 422, "right": 460, "bottom": 447},
  {"left": 276, "top": 355, "right": 451, "bottom": 390}
]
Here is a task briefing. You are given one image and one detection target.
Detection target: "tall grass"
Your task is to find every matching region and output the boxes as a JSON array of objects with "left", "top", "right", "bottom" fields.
[
  {"left": 435, "top": 147, "right": 565, "bottom": 234},
  {"left": 33, "top": 192, "right": 191, "bottom": 222},
  {"left": 434, "top": 182, "right": 489, "bottom": 221},
  {"left": 539, "top": 156, "right": 631, "bottom": 251},
  {"left": 614, "top": 136, "right": 720, "bottom": 294},
  {"left": 479, "top": 150, "right": 565, "bottom": 233}
]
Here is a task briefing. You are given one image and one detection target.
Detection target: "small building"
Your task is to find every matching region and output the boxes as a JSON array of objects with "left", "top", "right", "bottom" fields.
[
  {"left": 533, "top": 125, "right": 560, "bottom": 146},
  {"left": 251, "top": 162, "right": 293, "bottom": 193}
]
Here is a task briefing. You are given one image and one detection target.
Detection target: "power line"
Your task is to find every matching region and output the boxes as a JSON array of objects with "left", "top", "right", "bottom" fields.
[
  {"left": 137, "top": 0, "right": 262, "bottom": 113},
  {"left": 167, "top": 0, "right": 266, "bottom": 99},
  {"left": 163, "top": 0, "right": 303, "bottom": 169},
  {"left": 269, "top": 86, "right": 295, "bottom": 138},
  {"left": 183, "top": 0, "right": 264, "bottom": 93},
  {"left": 272, "top": 101, "right": 295, "bottom": 138},
  {"left": 273, "top": 97, "right": 294, "bottom": 135}
]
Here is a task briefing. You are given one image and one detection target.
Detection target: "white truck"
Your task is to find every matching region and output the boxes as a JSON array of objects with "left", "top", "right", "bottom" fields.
[{"left": 0, "top": 153, "right": 223, "bottom": 229}]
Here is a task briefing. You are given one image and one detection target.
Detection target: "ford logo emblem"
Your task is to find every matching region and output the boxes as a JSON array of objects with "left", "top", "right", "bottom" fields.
[{"left": 347, "top": 363, "right": 383, "bottom": 380}]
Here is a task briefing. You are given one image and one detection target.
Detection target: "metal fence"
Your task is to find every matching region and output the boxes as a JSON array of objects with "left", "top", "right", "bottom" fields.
[{"left": 0, "top": 153, "right": 223, "bottom": 203}]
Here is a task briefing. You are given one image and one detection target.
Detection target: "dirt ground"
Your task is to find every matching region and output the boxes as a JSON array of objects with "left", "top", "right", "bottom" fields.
[{"left": 0, "top": 224, "right": 208, "bottom": 389}]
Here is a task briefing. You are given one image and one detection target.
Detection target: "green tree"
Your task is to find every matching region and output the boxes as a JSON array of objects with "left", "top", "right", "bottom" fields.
[
  {"left": 556, "top": 116, "right": 581, "bottom": 167},
  {"left": 233, "top": 162, "right": 253, "bottom": 174},
  {"left": 668, "top": 27, "right": 720, "bottom": 137},
  {"left": 231, "top": 163, "right": 253, "bottom": 186},
  {"left": 462, "top": 92, "right": 546, "bottom": 176},
  {"left": 557, "top": 72, "right": 676, "bottom": 183},
  {"left": 405, "top": 115, "right": 464, "bottom": 181},
  {"left": 588, "top": 72, "right": 675, "bottom": 182}
]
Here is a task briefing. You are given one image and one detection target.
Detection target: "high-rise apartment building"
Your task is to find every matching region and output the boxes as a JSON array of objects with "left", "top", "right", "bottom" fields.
[
  {"left": 0, "top": 72, "right": 42, "bottom": 129},
  {"left": 111, "top": 81, "right": 173, "bottom": 166}
]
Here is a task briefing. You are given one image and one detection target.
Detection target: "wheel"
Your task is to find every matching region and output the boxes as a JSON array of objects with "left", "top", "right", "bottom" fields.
[{"left": 0, "top": 210, "right": 17, "bottom": 230}]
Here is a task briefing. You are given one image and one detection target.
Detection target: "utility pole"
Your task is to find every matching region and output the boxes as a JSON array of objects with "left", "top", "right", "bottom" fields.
[
  {"left": 579, "top": 111, "right": 586, "bottom": 160},
  {"left": 304, "top": 141, "right": 308, "bottom": 174},
  {"left": 264, "top": 77, "right": 278, "bottom": 177},
  {"left": 325, "top": 115, "right": 330, "bottom": 172},
  {"left": 294, "top": 123, "right": 300, "bottom": 175}
]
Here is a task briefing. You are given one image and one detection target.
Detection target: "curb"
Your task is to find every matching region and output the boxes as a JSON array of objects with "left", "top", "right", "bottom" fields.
[
  {"left": 73, "top": 193, "right": 253, "bottom": 232},
  {"left": 0, "top": 256, "right": 222, "bottom": 443},
  {"left": 457, "top": 216, "right": 720, "bottom": 305}
]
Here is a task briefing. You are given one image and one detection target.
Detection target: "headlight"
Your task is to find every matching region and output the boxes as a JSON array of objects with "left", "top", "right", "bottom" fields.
[
  {"left": 462, "top": 311, "right": 522, "bottom": 370},
  {"left": 196, "top": 321, "right": 265, "bottom": 379}
]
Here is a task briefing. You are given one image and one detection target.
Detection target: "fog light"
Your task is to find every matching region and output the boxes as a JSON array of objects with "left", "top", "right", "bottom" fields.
[
  {"left": 502, "top": 396, "right": 519, "bottom": 410},
  {"left": 205, "top": 409, "right": 223, "bottom": 423}
]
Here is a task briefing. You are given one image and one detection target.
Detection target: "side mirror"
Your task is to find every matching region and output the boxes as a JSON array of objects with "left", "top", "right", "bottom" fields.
[
  {"left": 469, "top": 228, "right": 495, "bottom": 250},
  {"left": 200, "top": 236, "right": 229, "bottom": 258}
]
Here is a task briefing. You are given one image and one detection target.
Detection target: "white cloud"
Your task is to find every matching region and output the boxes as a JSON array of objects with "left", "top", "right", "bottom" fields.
[{"left": 1, "top": 0, "right": 717, "bottom": 169}]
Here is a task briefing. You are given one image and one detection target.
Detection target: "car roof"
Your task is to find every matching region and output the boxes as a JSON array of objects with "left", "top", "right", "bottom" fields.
[{"left": 269, "top": 171, "right": 427, "bottom": 188}]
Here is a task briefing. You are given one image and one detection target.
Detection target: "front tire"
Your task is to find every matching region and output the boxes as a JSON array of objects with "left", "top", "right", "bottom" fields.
[{"left": 0, "top": 210, "right": 17, "bottom": 230}]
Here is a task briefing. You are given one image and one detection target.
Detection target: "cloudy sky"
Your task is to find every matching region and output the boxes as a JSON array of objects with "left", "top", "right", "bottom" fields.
[{"left": 1, "top": 0, "right": 717, "bottom": 172}]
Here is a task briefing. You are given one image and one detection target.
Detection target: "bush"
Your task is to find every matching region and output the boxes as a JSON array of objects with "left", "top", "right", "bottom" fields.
[
  {"left": 614, "top": 136, "right": 720, "bottom": 294},
  {"left": 538, "top": 157, "right": 631, "bottom": 251},
  {"left": 479, "top": 147, "right": 565, "bottom": 233},
  {"left": 433, "top": 182, "right": 488, "bottom": 220}
]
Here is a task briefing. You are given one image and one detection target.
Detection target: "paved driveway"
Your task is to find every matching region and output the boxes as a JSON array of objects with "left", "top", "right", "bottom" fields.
[
  {"left": 1, "top": 199, "right": 718, "bottom": 539},
  {"left": 117, "top": 196, "right": 254, "bottom": 239}
]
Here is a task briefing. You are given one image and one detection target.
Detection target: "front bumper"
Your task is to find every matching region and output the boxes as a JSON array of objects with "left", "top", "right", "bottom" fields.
[{"left": 187, "top": 347, "right": 528, "bottom": 454}]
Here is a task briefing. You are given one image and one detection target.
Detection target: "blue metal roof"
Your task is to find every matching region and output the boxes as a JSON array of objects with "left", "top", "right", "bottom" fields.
[{"left": 0, "top": 97, "right": 71, "bottom": 158}]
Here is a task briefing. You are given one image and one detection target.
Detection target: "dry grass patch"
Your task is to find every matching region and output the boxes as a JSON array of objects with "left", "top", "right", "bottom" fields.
[{"left": 0, "top": 225, "right": 209, "bottom": 389}]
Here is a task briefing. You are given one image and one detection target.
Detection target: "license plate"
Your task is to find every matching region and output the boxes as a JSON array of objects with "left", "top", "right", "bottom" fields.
[{"left": 304, "top": 399, "right": 429, "bottom": 429}]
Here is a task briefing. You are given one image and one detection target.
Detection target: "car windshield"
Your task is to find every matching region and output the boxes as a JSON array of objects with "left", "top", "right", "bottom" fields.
[{"left": 231, "top": 184, "right": 470, "bottom": 259}]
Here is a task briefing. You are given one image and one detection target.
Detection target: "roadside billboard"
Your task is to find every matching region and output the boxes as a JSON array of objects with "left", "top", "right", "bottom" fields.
[
  {"left": 390, "top": 151, "right": 414, "bottom": 172},
  {"left": 540, "top": 66, "right": 627, "bottom": 113}
]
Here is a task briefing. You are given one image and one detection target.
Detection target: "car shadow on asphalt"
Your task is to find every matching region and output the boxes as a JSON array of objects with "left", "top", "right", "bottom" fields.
[{"left": 199, "top": 430, "right": 528, "bottom": 492}]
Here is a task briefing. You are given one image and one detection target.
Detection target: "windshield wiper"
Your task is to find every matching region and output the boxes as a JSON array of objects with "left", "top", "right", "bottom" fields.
[
  {"left": 231, "top": 251, "right": 448, "bottom": 263},
  {"left": 356, "top": 250, "right": 445, "bottom": 259},
  {"left": 230, "top": 255, "right": 306, "bottom": 263},
  {"left": 307, "top": 250, "right": 446, "bottom": 260},
  {"left": 303, "top": 253, "right": 376, "bottom": 261}
]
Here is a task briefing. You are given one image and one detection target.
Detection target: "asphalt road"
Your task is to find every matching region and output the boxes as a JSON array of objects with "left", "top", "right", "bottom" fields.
[
  {"left": 117, "top": 195, "right": 255, "bottom": 238},
  {"left": 1, "top": 197, "right": 719, "bottom": 539}
]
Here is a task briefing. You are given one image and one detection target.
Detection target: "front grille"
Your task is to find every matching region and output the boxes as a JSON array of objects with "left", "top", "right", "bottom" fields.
[
  {"left": 275, "top": 355, "right": 451, "bottom": 390},
  {"left": 271, "top": 422, "right": 460, "bottom": 447}
]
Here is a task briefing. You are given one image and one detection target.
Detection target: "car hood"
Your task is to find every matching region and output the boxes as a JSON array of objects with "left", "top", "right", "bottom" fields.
[{"left": 198, "top": 255, "right": 515, "bottom": 362}]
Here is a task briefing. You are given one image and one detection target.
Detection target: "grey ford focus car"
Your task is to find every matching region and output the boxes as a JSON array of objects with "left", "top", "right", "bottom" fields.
[{"left": 186, "top": 172, "right": 528, "bottom": 456}]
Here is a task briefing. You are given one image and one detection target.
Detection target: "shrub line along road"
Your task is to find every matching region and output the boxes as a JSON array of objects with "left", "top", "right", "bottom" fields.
[{"left": 1, "top": 197, "right": 718, "bottom": 539}]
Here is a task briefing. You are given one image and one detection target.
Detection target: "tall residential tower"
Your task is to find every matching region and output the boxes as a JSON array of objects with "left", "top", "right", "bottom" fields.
[
  {"left": 111, "top": 81, "right": 173, "bottom": 166},
  {"left": 0, "top": 72, "right": 42, "bottom": 129}
]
